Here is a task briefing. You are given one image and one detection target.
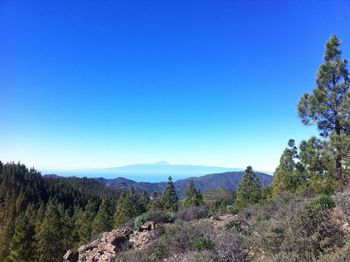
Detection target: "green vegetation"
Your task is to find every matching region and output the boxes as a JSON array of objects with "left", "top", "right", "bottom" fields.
[
  {"left": 235, "top": 166, "right": 262, "bottom": 209},
  {"left": 182, "top": 179, "right": 204, "bottom": 208},
  {"left": 160, "top": 176, "right": 179, "bottom": 212}
]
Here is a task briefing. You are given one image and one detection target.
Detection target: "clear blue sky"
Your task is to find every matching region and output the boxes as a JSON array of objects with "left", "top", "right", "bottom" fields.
[{"left": 1, "top": 0, "right": 350, "bottom": 172}]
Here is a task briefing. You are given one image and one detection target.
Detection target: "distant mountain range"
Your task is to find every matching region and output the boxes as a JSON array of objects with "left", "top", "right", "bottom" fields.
[
  {"left": 45, "top": 162, "right": 273, "bottom": 198},
  {"left": 94, "top": 171, "right": 273, "bottom": 198},
  {"left": 47, "top": 161, "right": 269, "bottom": 182}
]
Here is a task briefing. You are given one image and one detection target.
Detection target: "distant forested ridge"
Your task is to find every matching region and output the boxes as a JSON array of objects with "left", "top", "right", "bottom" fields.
[{"left": 95, "top": 171, "right": 272, "bottom": 198}]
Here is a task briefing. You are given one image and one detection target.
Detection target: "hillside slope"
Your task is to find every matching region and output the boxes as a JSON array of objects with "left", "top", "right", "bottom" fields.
[{"left": 95, "top": 171, "right": 273, "bottom": 198}]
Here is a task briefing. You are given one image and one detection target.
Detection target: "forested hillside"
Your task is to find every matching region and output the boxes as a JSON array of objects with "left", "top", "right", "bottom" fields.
[{"left": 95, "top": 171, "right": 272, "bottom": 198}]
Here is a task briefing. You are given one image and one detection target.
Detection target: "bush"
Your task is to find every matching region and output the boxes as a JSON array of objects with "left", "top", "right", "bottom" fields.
[
  {"left": 224, "top": 220, "right": 242, "bottom": 231},
  {"left": 181, "top": 250, "right": 216, "bottom": 262},
  {"left": 252, "top": 194, "right": 343, "bottom": 261},
  {"left": 304, "top": 195, "right": 335, "bottom": 211},
  {"left": 191, "top": 237, "right": 213, "bottom": 251},
  {"left": 133, "top": 214, "right": 147, "bottom": 230},
  {"left": 116, "top": 249, "right": 149, "bottom": 262},
  {"left": 318, "top": 239, "right": 350, "bottom": 262},
  {"left": 226, "top": 204, "right": 239, "bottom": 215},
  {"left": 176, "top": 206, "right": 208, "bottom": 221},
  {"left": 141, "top": 221, "right": 214, "bottom": 261},
  {"left": 213, "top": 232, "right": 248, "bottom": 262},
  {"left": 133, "top": 210, "right": 175, "bottom": 230}
]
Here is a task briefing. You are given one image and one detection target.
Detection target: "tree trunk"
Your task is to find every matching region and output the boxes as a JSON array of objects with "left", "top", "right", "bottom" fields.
[{"left": 335, "top": 120, "right": 343, "bottom": 182}]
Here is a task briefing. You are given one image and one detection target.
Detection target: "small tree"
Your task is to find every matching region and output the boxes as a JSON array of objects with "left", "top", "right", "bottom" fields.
[
  {"left": 139, "top": 191, "right": 150, "bottom": 213},
  {"left": 182, "top": 179, "right": 204, "bottom": 208},
  {"left": 147, "top": 191, "right": 162, "bottom": 210},
  {"left": 235, "top": 166, "right": 262, "bottom": 209},
  {"left": 271, "top": 139, "right": 306, "bottom": 196},
  {"left": 160, "top": 176, "right": 179, "bottom": 212}
]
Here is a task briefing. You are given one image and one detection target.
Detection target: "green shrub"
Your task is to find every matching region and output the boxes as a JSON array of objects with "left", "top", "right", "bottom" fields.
[
  {"left": 133, "top": 210, "right": 175, "bottom": 230},
  {"left": 133, "top": 214, "right": 147, "bottom": 230},
  {"left": 191, "top": 237, "right": 213, "bottom": 251},
  {"left": 304, "top": 195, "right": 335, "bottom": 211},
  {"left": 224, "top": 220, "right": 242, "bottom": 231},
  {"left": 226, "top": 204, "right": 239, "bottom": 215},
  {"left": 252, "top": 193, "right": 343, "bottom": 261}
]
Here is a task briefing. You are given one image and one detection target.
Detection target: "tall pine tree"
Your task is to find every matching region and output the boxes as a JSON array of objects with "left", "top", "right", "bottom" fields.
[{"left": 298, "top": 34, "right": 350, "bottom": 181}]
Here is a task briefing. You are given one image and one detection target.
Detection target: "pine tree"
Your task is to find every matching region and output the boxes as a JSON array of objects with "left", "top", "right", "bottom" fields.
[
  {"left": 271, "top": 140, "right": 306, "bottom": 196},
  {"left": 182, "top": 179, "right": 204, "bottom": 208},
  {"left": 0, "top": 202, "right": 16, "bottom": 261},
  {"left": 139, "top": 191, "right": 150, "bottom": 213},
  {"left": 160, "top": 176, "right": 178, "bottom": 212},
  {"left": 147, "top": 191, "right": 162, "bottom": 210},
  {"left": 114, "top": 188, "right": 142, "bottom": 226},
  {"left": 298, "top": 34, "right": 350, "bottom": 181},
  {"left": 92, "top": 199, "right": 112, "bottom": 236},
  {"left": 59, "top": 205, "right": 75, "bottom": 251},
  {"left": 235, "top": 166, "right": 262, "bottom": 209},
  {"left": 36, "top": 200, "right": 64, "bottom": 262},
  {"left": 8, "top": 213, "right": 35, "bottom": 262},
  {"left": 76, "top": 201, "right": 97, "bottom": 244}
]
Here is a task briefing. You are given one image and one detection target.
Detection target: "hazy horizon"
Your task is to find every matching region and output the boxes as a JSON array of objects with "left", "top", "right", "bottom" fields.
[{"left": 41, "top": 161, "right": 252, "bottom": 182}]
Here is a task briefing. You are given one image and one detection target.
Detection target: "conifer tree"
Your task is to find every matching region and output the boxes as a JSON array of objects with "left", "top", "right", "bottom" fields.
[
  {"left": 76, "top": 201, "right": 97, "bottom": 244},
  {"left": 92, "top": 199, "right": 112, "bottom": 236},
  {"left": 8, "top": 213, "right": 35, "bottom": 262},
  {"left": 298, "top": 34, "right": 350, "bottom": 181},
  {"left": 0, "top": 202, "right": 16, "bottom": 261},
  {"left": 36, "top": 200, "right": 64, "bottom": 262},
  {"left": 235, "top": 166, "right": 262, "bottom": 209},
  {"left": 160, "top": 176, "right": 178, "bottom": 212},
  {"left": 147, "top": 191, "right": 162, "bottom": 210},
  {"left": 271, "top": 140, "right": 306, "bottom": 196},
  {"left": 182, "top": 179, "right": 204, "bottom": 208},
  {"left": 114, "top": 188, "right": 142, "bottom": 226},
  {"left": 139, "top": 191, "right": 150, "bottom": 213}
]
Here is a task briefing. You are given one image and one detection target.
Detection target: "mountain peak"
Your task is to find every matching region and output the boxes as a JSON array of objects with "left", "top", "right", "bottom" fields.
[{"left": 154, "top": 161, "right": 170, "bottom": 166}]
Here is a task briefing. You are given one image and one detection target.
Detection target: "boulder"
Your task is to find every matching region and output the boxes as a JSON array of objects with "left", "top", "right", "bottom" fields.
[
  {"left": 104, "top": 229, "right": 129, "bottom": 247},
  {"left": 140, "top": 221, "right": 155, "bottom": 231},
  {"left": 341, "top": 222, "right": 350, "bottom": 234},
  {"left": 63, "top": 250, "right": 79, "bottom": 262}
]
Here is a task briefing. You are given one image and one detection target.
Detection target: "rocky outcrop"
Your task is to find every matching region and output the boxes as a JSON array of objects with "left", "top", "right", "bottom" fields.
[
  {"left": 129, "top": 222, "right": 157, "bottom": 249},
  {"left": 64, "top": 227, "right": 130, "bottom": 262},
  {"left": 64, "top": 221, "right": 158, "bottom": 262}
]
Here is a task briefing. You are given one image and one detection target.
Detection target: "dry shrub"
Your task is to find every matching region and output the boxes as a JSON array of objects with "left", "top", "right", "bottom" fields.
[
  {"left": 176, "top": 206, "right": 208, "bottom": 221},
  {"left": 213, "top": 232, "right": 248, "bottom": 262}
]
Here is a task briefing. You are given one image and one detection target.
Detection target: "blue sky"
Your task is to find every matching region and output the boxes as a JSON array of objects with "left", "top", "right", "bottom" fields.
[{"left": 1, "top": 0, "right": 350, "bottom": 172}]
